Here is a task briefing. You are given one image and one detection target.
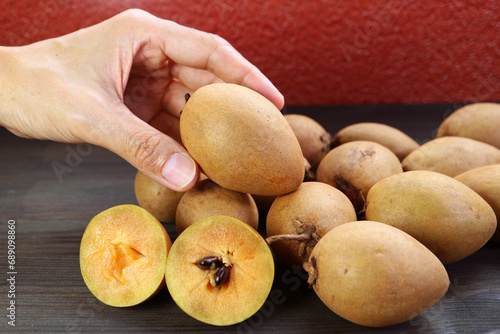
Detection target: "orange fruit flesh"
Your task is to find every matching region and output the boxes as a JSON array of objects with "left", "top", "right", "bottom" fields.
[
  {"left": 166, "top": 216, "right": 275, "bottom": 326},
  {"left": 80, "top": 204, "right": 171, "bottom": 307}
]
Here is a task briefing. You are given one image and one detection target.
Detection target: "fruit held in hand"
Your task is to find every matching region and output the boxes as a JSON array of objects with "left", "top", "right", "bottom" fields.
[
  {"left": 80, "top": 204, "right": 171, "bottom": 307},
  {"left": 303, "top": 221, "right": 449, "bottom": 327},
  {"left": 175, "top": 178, "right": 259, "bottom": 234},
  {"left": 165, "top": 216, "right": 274, "bottom": 326},
  {"left": 180, "top": 83, "right": 304, "bottom": 196},
  {"left": 365, "top": 171, "right": 497, "bottom": 264},
  {"left": 134, "top": 171, "right": 185, "bottom": 223},
  {"left": 266, "top": 182, "right": 356, "bottom": 266}
]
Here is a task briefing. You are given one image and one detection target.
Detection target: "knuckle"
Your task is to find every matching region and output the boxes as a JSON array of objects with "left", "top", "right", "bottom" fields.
[
  {"left": 119, "top": 8, "right": 152, "bottom": 21},
  {"left": 128, "top": 131, "right": 165, "bottom": 171}
]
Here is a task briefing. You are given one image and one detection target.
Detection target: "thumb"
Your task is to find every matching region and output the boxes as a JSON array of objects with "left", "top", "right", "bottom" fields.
[{"left": 99, "top": 113, "right": 198, "bottom": 192}]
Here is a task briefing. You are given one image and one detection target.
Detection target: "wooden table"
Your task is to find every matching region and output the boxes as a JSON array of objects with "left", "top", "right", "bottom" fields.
[{"left": 2, "top": 104, "right": 499, "bottom": 333}]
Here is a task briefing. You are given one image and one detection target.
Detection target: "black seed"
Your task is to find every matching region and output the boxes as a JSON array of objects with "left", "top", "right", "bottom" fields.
[
  {"left": 197, "top": 256, "right": 222, "bottom": 270},
  {"left": 214, "top": 265, "right": 231, "bottom": 287}
]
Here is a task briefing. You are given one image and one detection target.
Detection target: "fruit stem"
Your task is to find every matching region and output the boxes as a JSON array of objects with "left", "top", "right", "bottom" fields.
[
  {"left": 265, "top": 233, "right": 312, "bottom": 244},
  {"left": 321, "top": 132, "right": 334, "bottom": 153},
  {"left": 303, "top": 257, "right": 317, "bottom": 287}
]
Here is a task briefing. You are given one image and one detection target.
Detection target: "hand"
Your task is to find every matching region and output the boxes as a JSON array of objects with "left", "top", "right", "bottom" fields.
[{"left": 0, "top": 9, "right": 284, "bottom": 192}]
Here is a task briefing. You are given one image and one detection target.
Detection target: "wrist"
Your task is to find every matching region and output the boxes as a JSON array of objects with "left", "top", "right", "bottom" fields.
[
  {"left": 0, "top": 46, "right": 18, "bottom": 128},
  {"left": 0, "top": 45, "right": 41, "bottom": 137}
]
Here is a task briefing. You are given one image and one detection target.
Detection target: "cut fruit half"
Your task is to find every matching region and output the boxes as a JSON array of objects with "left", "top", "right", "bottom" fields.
[
  {"left": 165, "top": 215, "right": 275, "bottom": 326},
  {"left": 80, "top": 204, "right": 171, "bottom": 307}
]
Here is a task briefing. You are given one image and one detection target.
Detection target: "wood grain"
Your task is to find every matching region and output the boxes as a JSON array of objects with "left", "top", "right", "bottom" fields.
[{"left": 1, "top": 104, "right": 499, "bottom": 333}]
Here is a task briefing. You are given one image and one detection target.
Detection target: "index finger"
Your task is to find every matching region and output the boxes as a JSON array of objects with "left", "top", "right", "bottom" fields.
[{"left": 149, "top": 16, "right": 285, "bottom": 109}]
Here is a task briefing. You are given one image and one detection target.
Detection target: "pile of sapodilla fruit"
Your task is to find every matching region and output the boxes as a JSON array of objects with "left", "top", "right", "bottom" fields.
[{"left": 79, "top": 83, "right": 500, "bottom": 328}]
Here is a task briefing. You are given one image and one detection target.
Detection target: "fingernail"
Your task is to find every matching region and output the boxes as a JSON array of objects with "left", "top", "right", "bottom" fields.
[{"left": 162, "top": 152, "right": 197, "bottom": 190}]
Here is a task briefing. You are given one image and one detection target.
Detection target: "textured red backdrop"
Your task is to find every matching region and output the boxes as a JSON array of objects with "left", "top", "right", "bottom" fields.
[{"left": 2, "top": 0, "right": 499, "bottom": 106}]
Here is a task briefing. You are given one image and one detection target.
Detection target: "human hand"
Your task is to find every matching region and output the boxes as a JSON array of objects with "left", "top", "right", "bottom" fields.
[{"left": 0, "top": 9, "right": 284, "bottom": 191}]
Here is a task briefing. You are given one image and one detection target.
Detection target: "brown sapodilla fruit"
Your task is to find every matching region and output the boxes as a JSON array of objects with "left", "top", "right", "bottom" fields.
[
  {"left": 165, "top": 216, "right": 274, "bottom": 326},
  {"left": 401, "top": 136, "right": 500, "bottom": 177},
  {"left": 303, "top": 221, "right": 449, "bottom": 327},
  {"left": 180, "top": 83, "right": 304, "bottom": 196},
  {"left": 175, "top": 179, "right": 259, "bottom": 234},
  {"left": 316, "top": 140, "right": 403, "bottom": 213},
  {"left": 266, "top": 182, "right": 357, "bottom": 266},
  {"left": 284, "top": 113, "right": 333, "bottom": 169},
  {"left": 332, "top": 122, "right": 419, "bottom": 161},
  {"left": 437, "top": 102, "right": 500, "bottom": 149},
  {"left": 252, "top": 156, "right": 315, "bottom": 216},
  {"left": 80, "top": 204, "right": 171, "bottom": 307},
  {"left": 134, "top": 170, "right": 185, "bottom": 223},
  {"left": 365, "top": 171, "right": 497, "bottom": 264},
  {"left": 455, "top": 164, "right": 500, "bottom": 242}
]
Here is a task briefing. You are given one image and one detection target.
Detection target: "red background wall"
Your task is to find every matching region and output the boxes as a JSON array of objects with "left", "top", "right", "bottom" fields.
[{"left": 1, "top": 0, "right": 499, "bottom": 106}]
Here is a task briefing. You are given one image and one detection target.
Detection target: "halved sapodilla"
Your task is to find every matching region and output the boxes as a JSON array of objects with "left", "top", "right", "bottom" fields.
[
  {"left": 165, "top": 216, "right": 274, "bottom": 326},
  {"left": 180, "top": 83, "right": 304, "bottom": 196},
  {"left": 80, "top": 204, "right": 171, "bottom": 307}
]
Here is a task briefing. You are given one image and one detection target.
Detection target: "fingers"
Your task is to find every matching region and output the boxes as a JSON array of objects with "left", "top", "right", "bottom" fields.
[
  {"left": 147, "top": 15, "right": 285, "bottom": 109},
  {"left": 169, "top": 64, "right": 224, "bottom": 92},
  {"left": 98, "top": 103, "right": 198, "bottom": 192},
  {"left": 148, "top": 110, "right": 182, "bottom": 144},
  {"left": 161, "top": 79, "right": 195, "bottom": 117}
]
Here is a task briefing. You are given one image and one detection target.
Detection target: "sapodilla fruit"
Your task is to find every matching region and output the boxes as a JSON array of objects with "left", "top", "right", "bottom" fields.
[
  {"left": 401, "top": 136, "right": 500, "bottom": 177},
  {"left": 252, "top": 156, "right": 315, "bottom": 216},
  {"left": 437, "top": 102, "right": 500, "bottom": 149},
  {"left": 180, "top": 83, "right": 304, "bottom": 196},
  {"left": 332, "top": 122, "right": 419, "bottom": 161},
  {"left": 134, "top": 170, "right": 185, "bottom": 223},
  {"left": 175, "top": 178, "right": 259, "bottom": 234},
  {"left": 266, "top": 182, "right": 357, "bottom": 266},
  {"left": 80, "top": 205, "right": 171, "bottom": 307},
  {"left": 165, "top": 216, "right": 274, "bottom": 326},
  {"left": 284, "top": 114, "right": 333, "bottom": 169},
  {"left": 365, "top": 171, "right": 497, "bottom": 264},
  {"left": 316, "top": 140, "right": 403, "bottom": 214},
  {"left": 303, "top": 221, "right": 449, "bottom": 327},
  {"left": 455, "top": 164, "right": 500, "bottom": 242}
]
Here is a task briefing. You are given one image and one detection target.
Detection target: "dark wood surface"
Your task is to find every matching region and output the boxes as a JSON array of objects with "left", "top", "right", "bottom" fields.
[{"left": 1, "top": 104, "right": 500, "bottom": 333}]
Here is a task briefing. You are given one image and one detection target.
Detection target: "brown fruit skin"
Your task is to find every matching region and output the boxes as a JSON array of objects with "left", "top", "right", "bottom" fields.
[
  {"left": 252, "top": 157, "right": 313, "bottom": 216},
  {"left": 175, "top": 179, "right": 259, "bottom": 234},
  {"left": 437, "top": 102, "right": 500, "bottom": 149},
  {"left": 180, "top": 83, "right": 304, "bottom": 196},
  {"left": 303, "top": 221, "right": 449, "bottom": 328},
  {"left": 365, "top": 171, "right": 497, "bottom": 264},
  {"left": 333, "top": 122, "right": 419, "bottom": 161},
  {"left": 455, "top": 164, "right": 500, "bottom": 242},
  {"left": 134, "top": 171, "right": 185, "bottom": 223},
  {"left": 316, "top": 140, "right": 403, "bottom": 213},
  {"left": 266, "top": 182, "right": 357, "bottom": 266},
  {"left": 284, "top": 114, "right": 332, "bottom": 169},
  {"left": 401, "top": 136, "right": 500, "bottom": 177}
]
